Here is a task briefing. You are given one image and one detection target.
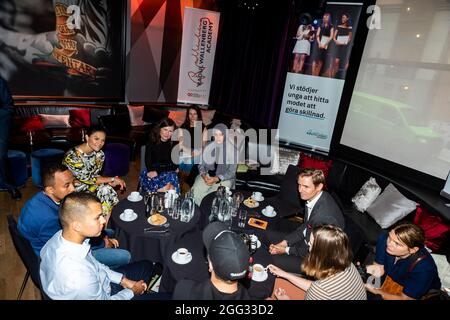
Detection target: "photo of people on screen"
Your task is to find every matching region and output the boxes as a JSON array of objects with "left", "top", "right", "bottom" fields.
[
  {"left": 289, "top": 3, "right": 361, "bottom": 80},
  {"left": 291, "top": 23, "right": 315, "bottom": 74}
]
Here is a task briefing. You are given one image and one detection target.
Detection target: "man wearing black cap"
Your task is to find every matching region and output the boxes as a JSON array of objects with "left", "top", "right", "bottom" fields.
[{"left": 172, "top": 222, "right": 251, "bottom": 300}]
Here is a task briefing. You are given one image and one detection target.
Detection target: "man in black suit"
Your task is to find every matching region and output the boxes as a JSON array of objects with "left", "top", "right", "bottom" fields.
[{"left": 268, "top": 168, "right": 344, "bottom": 273}]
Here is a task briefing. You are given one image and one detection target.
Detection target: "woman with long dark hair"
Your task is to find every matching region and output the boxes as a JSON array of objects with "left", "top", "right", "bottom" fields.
[
  {"left": 139, "top": 118, "right": 180, "bottom": 194},
  {"left": 178, "top": 106, "right": 207, "bottom": 173},
  {"left": 331, "top": 12, "right": 353, "bottom": 78}
]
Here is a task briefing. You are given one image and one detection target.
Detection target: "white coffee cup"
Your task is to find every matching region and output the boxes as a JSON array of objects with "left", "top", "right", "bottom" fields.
[
  {"left": 252, "top": 191, "right": 263, "bottom": 201},
  {"left": 123, "top": 208, "right": 134, "bottom": 219},
  {"left": 265, "top": 205, "right": 274, "bottom": 215},
  {"left": 176, "top": 248, "right": 192, "bottom": 262},
  {"left": 252, "top": 263, "right": 267, "bottom": 280},
  {"left": 249, "top": 235, "right": 258, "bottom": 250},
  {"left": 130, "top": 191, "right": 140, "bottom": 200}
]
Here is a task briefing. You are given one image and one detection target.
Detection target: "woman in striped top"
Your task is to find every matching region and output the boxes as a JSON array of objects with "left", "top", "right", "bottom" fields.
[{"left": 268, "top": 225, "right": 367, "bottom": 300}]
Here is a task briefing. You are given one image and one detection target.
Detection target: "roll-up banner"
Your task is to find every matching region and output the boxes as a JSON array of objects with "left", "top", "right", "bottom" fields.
[
  {"left": 177, "top": 7, "right": 220, "bottom": 105},
  {"left": 277, "top": 2, "right": 363, "bottom": 153}
]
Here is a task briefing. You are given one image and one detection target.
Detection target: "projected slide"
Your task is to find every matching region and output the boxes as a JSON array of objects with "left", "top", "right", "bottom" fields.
[
  {"left": 340, "top": 1, "right": 450, "bottom": 180},
  {"left": 277, "top": 2, "right": 362, "bottom": 152}
]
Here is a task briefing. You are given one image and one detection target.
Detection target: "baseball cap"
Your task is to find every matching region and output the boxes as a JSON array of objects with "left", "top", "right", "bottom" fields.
[{"left": 202, "top": 222, "right": 250, "bottom": 281}]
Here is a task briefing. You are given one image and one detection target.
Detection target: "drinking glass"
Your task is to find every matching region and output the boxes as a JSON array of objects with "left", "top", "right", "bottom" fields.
[
  {"left": 238, "top": 209, "right": 247, "bottom": 228},
  {"left": 232, "top": 192, "right": 244, "bottom": 207}
]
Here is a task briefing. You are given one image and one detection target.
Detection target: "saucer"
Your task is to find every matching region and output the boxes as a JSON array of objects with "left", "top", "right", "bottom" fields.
[
  {"left": 252, "top": 271, "right": 268, "bottom": 282},
  {"left": 127, "top": 195, "right": 143, "bottom": 202},
  {"left": 119, "top": 212, "right": 138, "bottom": 222},
  {"left": 250, "top": 236, "right": 261, "bottom": 249},
  {"left": 148, "top": 214, "right": 168, "bottom": 226},
  {"left": 251, "top": 195, "right": 264, "bottom": 202},
  {"left": 171, "top": 251, "right": 192, "bottom": 265},
  {"left": 262, "top": 208, "right": 277, "bottom": 217},
  {"left": 243, "top": 198, "right": 259, "bottom": 208}
]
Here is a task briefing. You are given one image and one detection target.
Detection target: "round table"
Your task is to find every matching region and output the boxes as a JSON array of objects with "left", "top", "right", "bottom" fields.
[{"left": 110, "top": 193, "right": 201, "bottom": 264}]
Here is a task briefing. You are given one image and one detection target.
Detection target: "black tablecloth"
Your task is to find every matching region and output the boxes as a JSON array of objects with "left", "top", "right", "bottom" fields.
[
  {"left": 200, "top": 190, "right": 284, "bottom": 232},
  {"left": 110, "top": 194, "right": 201, "bottom": 264}
]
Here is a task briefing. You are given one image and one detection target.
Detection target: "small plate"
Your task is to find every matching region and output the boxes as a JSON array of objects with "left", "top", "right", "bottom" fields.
[
  {"left": 262, "top": 208, "right": 277, "bottom": 217},
  {"left": 251, "top": 195, "right": 264, "bottom": 202},
  {"left": 243, "top": 198, "right": 259, "bottom": 208},
  {"left": 127, "top": 195, "right": 143, "bottom": 202},
  {"left": 147, "top": 214, "right": 168, "bottom": 226},
  {"left": 252, "top": 271, "right": 268, "bottom": 282},
  {"left": 171, "top": 251, "right": 192, "bottom": 265},
  {"left": 119, "top": 212, "right": 138, "bottom": 222}
]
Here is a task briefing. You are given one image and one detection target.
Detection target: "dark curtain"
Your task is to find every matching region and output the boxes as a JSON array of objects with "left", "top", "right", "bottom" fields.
[{"left": 210, "top": 0, "right": 298, "bottom": 128}]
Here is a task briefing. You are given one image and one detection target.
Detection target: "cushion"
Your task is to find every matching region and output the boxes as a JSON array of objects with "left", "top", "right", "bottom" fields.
[
  {"left": 351, "top": 177, "right": 382, "bottom": 212},
  {"left": 142, "top": 106, "right": 169, "bottom": 124},
  {"left": 201, "top": 110, "right": 216, "bottom": 126},
  {"left": 69, "top": 109, "right": 91, "bottom": 128},
  {"left": 298, "top": 152, "right": 333, "bottom": 179},
  {"left": 366, "top": 183, "right": 417, "bottom": 229},
  {"left": 16, "top": 115, "right": 45, "bottom": 132},
  {"left": 431, "top": 254, "right": 450, "bottom": 290},
  {"left": 271, "top": 147, "right": 301, "bottom": 175},
  {"left": 39, "top": 114, "right": 71, "bottom": 128},
  {"left": 168, "top": 110, "right": 186, "bottom": 127},
  {"left": 414, "top": 206, "right": 450, "bottom": 252},
  {"left": 127, "top": 105, "right": 149, "bottom": 126}
]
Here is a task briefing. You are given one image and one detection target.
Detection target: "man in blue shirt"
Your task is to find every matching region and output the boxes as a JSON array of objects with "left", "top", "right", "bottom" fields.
[
  {"left": 365, "top": 223, "right": 441, "bottom": 300},
  {"left": 18, "top": 162, "right": 131, "bottom": 268},
  {"left": 0, "top": 76, "right": 21, "bottom": 200}
]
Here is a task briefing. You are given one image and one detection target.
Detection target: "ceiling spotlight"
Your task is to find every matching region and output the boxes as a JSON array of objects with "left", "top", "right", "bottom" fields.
[
  {"left": 416, "top": 34, "right": 421, "bottom": 38},
  {"left": 407, "top": 7, "right": 411, "bottom": 11},
  {"left": 403, "top": 85, "right": 409, "bottom": 90}
]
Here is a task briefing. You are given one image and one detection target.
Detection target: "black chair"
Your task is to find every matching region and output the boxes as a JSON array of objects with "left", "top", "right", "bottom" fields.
[
  {"left": 266, "top": 164, "right": 302, "bottom": 218},
  {"left": 6, "top": 214, "right": 49, "bottom": 300}
]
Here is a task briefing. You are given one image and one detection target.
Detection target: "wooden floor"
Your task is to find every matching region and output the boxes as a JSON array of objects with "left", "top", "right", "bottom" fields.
[{"left": 0, "top": 155, "right": 142, "bottom": 300}]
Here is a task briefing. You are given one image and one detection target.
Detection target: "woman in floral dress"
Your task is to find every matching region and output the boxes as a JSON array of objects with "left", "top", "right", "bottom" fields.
[{"left": 63, "top": 126, "right": 126, "bottom": 214}]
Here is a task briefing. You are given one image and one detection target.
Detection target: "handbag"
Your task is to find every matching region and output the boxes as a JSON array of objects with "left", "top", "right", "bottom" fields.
[{"left": 380, "top": 254, "right": 427, "bottom": 295}]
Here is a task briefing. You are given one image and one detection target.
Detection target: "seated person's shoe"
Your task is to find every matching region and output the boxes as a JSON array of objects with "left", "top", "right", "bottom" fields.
[{"left": 8, "top": 188, "right": 22, "bottom": 200}]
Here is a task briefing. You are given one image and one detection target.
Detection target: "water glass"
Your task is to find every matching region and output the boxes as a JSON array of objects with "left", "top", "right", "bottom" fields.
[
  {"left": 238, "top": 209, "right": 247, "bottom": 228},
  {"left": 172, "top": 198, "right": 181, "bottom": 220}
]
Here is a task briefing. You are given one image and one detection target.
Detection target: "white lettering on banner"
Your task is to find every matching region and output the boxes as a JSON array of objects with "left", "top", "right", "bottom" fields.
[
  {"left": 178, "top": 8, "right": 220, "bottom": 104},
  {"left": 278, "top": 73, "right": 345, "bottom": 152}
]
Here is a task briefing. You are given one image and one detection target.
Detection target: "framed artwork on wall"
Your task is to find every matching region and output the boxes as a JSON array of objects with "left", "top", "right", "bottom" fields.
[{"left": 0, "top": 0, "right": 126, "bottom": 100}]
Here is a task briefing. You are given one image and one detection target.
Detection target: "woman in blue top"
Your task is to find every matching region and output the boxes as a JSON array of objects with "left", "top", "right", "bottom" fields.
[{"left": 365, "top": 223, "right": 441, "bottom": 300}]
